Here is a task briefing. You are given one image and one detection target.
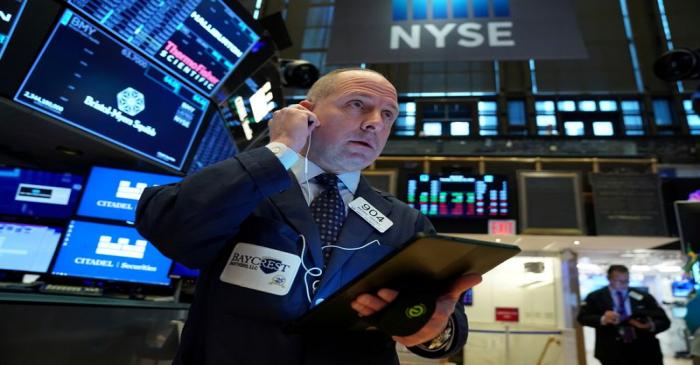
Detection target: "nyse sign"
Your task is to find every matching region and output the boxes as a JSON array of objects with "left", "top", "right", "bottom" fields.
[
  {"left": 327, "top": 0, "right": 587, "bottom": 64},
  {"left": 390, "top": 22, "right": 514, "bottom": 49}
]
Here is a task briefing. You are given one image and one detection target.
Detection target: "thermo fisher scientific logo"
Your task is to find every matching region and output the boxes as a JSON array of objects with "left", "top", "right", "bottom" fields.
[{"left": 390, "top": 0, "right": 514, "bottom": 50}]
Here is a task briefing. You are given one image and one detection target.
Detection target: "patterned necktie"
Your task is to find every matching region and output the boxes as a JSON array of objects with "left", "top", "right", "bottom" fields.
[
  {"left": 310, "top": 173, "right": 345, "bottom": 267},
  {"left": 615, "top": 290, "right": 635, "bottom": 343}
]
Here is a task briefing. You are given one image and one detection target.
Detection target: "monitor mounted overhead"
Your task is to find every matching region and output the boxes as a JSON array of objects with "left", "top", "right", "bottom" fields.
[
  {"left": 13, "top": 10, "right": 209, "bottom": 171},
  {"left": 66, "top": 0, "right": 262, "bottom": 97},
  {"left": 406, "top": 174, "right": 510, "bottom": 218},
  {"left": 0, "top": 0, "right": 27, "bottom": 61}
]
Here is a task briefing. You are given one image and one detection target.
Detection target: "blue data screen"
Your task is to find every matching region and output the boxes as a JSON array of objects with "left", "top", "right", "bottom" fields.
[
  {"left": 67, "top": 0, "right": 260, "bottom": 95},
  {"left": 14, "top": 10, "right": 209, "bottom": 170},
  {"left": 187, "top": 111, "right": 237, "bottom": 174},
  {"left": 52, "top": 220, "right": 172, "bottom": 286},
  {"left": 0, "top": 167, "right": 84, "bottom": 219},
  {"left": 0, "top": 222, "right": 62, "bottom": 273},
  {"left": 77, "top": 166, "right": 181, "bottom": 222},
  {"left": 0, "top": 0, "right": 26, "bottom": 60},
  {"left": 170, "top": 262, "right": 199, "bottom": 278}
]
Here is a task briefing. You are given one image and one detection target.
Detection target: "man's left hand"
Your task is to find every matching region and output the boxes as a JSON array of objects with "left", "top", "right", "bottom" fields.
[
  {"left": 350, "top": 273, "right": 482, "bottom": 347},
  {"left": 628, "top": 318, "right": 653, "bottom": 330}
]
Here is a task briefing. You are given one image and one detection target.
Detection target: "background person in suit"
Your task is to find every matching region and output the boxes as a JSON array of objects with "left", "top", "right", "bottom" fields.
[
  {"left": 578, "top": 264, "right": 671, "bottom": 365},
  {"left": 136, "top": 68, "right": 481, "bottom": 365}
]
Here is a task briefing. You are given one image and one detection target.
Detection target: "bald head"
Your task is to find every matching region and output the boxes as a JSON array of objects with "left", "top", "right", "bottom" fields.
[{"left": 306, "top": 68, "right": 393, "bottom": 103}]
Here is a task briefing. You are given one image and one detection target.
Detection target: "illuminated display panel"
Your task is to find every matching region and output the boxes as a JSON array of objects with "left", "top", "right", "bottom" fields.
[
  {"left": 52, "top": 220, "right": 172, "bottom": 286},
  {"left": 0, "top": 222, "right": 62, "bottom": 273},
  {"left": 406, "top": 174, "right": 510, "bottom": 218},
  {"left": 0, "top": 0, "right": 26, "bottom": 60},
  {"left": 186, "top": 110, "right": 237, "bottom": 174},
  {"left": 0, "top": 167, "right": 84, "bottom": 219},
  {"left": 67, "top": 0, "right": 260, "bottom": 96},
  {"left": 14, "top": 10, "right": 208, "bottom": 170},
  {"left": 77, "top": 166, "right": 181, "bottom": 222}
]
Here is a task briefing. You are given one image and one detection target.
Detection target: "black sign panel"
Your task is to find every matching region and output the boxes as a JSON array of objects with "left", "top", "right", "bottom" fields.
[
  {"left": 590, "top": 173, "right": 668, "bottom": 236},
  {"left": 14, "top": 10, "right": 209, "bottom": 170}
]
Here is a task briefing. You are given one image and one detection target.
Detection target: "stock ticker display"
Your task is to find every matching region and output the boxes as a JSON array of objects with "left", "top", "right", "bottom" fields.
[
  {"left": 52, "top": 220, "right": 173, "bottom": 286},
  {"left": 407, "top": 174, "right": 509, "bottom": 218},
  {"left": 14, "top": 10, "right": 209, "bottom": 170},
  {"left": 0, "top": 167, "right": 84, "bottom": 219},
  {"left": 67, "top": 0, "right": 260, "bottom": 96}
]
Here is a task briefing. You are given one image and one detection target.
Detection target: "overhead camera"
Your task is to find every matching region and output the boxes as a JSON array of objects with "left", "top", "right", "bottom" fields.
[
  {"left": 279, "top": 59, "right": 320, "bottom": 89},
  {"left": 653, "top": 48, "right": 700, "bottom": 114},
  {"left": 653, "top": 48, "right": 700, "bottom": 82}
]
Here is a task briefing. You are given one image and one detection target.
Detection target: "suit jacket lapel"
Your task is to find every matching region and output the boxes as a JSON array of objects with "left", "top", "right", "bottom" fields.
[
  {"left": 603, "top": 289, "right": 615, "bottom": 311},
  {"left": 269, "top": 172, "right": 324, "bottom": 268},
  {"left": 319, "top": 177, "right": 393, "bottom": 288}
]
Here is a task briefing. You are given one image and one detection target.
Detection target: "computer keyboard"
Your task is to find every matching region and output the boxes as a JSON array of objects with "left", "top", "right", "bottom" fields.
[
  {"left": 39, "top": 284, "right": 103, "bottom": 296},
  {"left": 0, "top": 281, "right": 39, "bottom": 293}
]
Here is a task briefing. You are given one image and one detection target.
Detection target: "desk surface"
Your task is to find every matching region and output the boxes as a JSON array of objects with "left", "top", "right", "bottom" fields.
[{"left": 0, "top": 292, "right": 190, "bottom": 309}]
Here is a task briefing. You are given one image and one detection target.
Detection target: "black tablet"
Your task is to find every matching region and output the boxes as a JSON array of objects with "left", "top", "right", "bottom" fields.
[{"left": 293, "top": 233, "right": 520, "bottom": 332}]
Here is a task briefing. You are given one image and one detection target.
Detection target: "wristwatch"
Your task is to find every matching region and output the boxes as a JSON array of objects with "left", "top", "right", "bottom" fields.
[{"left": 424, "top": 318, "right": 454, "bottom": 350}]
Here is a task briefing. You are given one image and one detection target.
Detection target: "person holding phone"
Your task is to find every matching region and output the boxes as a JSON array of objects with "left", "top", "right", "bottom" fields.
[{"left": 578, "top": 265, "right": 670, "bottom": 365}]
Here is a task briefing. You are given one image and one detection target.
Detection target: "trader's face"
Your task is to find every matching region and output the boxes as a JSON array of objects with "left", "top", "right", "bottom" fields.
[
  {"left": 609, "top": 271, "right": 630, "bottom": 292},
  {"left": 304, "top": 71, "right": 398, "bottom": 173}
]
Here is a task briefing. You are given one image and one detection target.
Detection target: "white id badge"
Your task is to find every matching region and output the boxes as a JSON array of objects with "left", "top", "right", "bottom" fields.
[
  {"left": 629, "top": 291, "right": 643, "bottom": 301},
  {"left": 219, "top": 243, "right": 301, "bottom": 296},
  {"left": 348, "top": 197, "right": 394, "bottom": 233}
]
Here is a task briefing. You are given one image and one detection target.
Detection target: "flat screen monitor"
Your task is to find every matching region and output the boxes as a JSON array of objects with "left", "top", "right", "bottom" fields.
[
  {"left": 0, "top": 0, "right": 26, "bottom": 60},
  {"left": 675, "top": 201, "right": 700, "bottom": 254},
  {"left": 0, "top": 221, "right": 62, "bottom": 273},
  {"left": 406, "top": 174, "right": 509, "bottom": 218},
  {"left": 222, "top": 62, "right": 283, "bottom": 150},
  {"left": 14, "top": 10, "right": 209, "bottom": 171},
  {"left": 186, "top": 110, "right": 237, "bottom": 174},
  {"left": 0, "top": 167, "right": 84, "bottom": 219},
  {"left": 77, "top": 166, "right": 181, "bottom": 222},
  {"left": 672, "top": 280, "right": 694, "bottom": 298},
  {"left": 52, "top": 220, "right": 172, "bottom": 286},
  {"left": 517, "top": 171, "right": 586, "bottom": 235},
  {"left": 170, "top": 262, "right": 199, "bottom": 278},
  {"left": 67, "top": 0, "right": 260, "bottom": 97}
]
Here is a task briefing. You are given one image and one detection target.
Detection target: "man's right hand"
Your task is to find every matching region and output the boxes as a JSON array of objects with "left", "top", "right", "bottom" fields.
[
  {"left": 268, "top": 102, "right": 319, "bottom": 153},
  {"left": 602, "top": 310, "right": 620, "bottom": 325}
]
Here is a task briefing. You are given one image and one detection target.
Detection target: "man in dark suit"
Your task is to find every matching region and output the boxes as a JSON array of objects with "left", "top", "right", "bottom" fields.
[
  {"left": 577, "top": 265, "right": 670, "bottom": 365},
  {"left": 135, "top": 68, "right": 481, "bottom": 365}
]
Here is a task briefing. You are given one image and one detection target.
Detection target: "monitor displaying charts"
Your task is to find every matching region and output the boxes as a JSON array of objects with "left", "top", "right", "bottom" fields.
[
  {"left": 0, "top": 166, "right": 84, "bottom": 219},
  {"left": 406, "top": 174, "right": 510, "bottom": 218},
  {"left": 77, "top": 166, "right": 181, "bottom": 222},
  {"left": 52, "top": 220, "right": 172, "bottom": 286},
  {"left": 67, "top": 0, "right": 261, "bottom": 96},
  {"left": 0, "top": 221, "right": 62, "bottom": 273},
  {"left": 14, "top": 10, "right": 209, "bottom": 170}
]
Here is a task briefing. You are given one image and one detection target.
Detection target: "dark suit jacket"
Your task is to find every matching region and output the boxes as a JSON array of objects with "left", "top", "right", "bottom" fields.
[
  {"left": 135, "top": 148, "right": 468, "bottom": 365},
  {"left": 577, "top": 287, "right": 670, "bottom": 364}
]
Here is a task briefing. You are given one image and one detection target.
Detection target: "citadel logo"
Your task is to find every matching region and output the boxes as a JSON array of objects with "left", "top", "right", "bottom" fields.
[{"left": 117, "top": 87, "right": 145, "bottom": 117}]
